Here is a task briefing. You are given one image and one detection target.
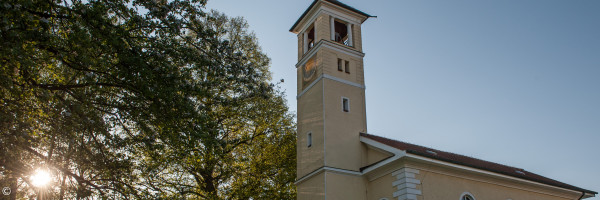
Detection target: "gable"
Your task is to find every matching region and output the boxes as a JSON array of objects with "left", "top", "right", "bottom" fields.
[{"left": 362, "top": 142, "right": 394, "bottom": 168}]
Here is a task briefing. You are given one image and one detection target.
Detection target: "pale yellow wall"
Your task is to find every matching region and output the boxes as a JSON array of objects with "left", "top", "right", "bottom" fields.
[
  {"left": 407, "top": 162, "right": 580, "bottom": 200},
  {"left": 297, "top": 37, "right": 368, "bottom": 174},
  {"left": 297, "top": 172, "right": 325, "bottom": 200},
  {"left": 326, "top": 172, "right": 367, "bottom": 200},
  {"left": 323, "top": 78, "right": 366, "bottom": 171},
  {"left": 351, "top": 56, "right": 365, "bottom": 84},
  {"left": 319, "top": 47, "right": 365, "bottom": 85},
  {"left": 367, "top": 173, "right": 395, "bottom": 200},
  {"left": 315, "top": 49, "right": 325, "bottom": 79},
  {"left": 361, "top": 159, "right": 583, "bottom": 200},
  {"left": 315, "top": 13, "right": 330, "bottom": 44},
  {"left": 296, "top": 78, "right": 324, "bottom": 178},
  {"left": 297, "top": 31, "right": 368, "bottom": 176},
  {"left": 353, "top": 23, "right": 363, "bottom": 52},
  {"left": 295, "top": 2, "right": 372, "bottom": 199},
  {"left": 417, "top": 169, "right": 579, "bottom": 200},
  {"left": 363, "top": 144, "right": 393, "bottom": 167}
]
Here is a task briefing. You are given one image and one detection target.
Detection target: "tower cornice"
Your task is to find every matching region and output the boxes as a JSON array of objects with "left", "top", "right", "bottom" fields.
[
  {"left": 295, "top": 39, "right": 365, "bottom": 69},
  {"left": 290, "top": 0, "right": 374, "bottom": 33}
]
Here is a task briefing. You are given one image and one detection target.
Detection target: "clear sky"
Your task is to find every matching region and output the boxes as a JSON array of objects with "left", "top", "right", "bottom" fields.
[{"left": 207, "top": 0, "right": 599, "bottom": 197}]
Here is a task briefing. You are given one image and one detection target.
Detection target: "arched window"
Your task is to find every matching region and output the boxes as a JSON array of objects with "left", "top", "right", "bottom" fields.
[
  {"left": 462, "top": 195, "right": 474, "bottom": 200},
  {"left": 460, "top": 192, "right": 476, "bottom": 200}
]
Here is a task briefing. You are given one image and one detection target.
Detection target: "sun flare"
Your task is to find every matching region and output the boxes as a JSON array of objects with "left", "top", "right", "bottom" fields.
[{"left": 30, "top": 169, "right": 52, "bottom": 187}]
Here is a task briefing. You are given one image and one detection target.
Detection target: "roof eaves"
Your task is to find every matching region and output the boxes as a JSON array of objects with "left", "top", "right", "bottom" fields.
[
  {"left": 290, "top": 0, "right": 374, "bottom": 32},
  {"left": 323, "top": 0, "right": 373, "bottom": 18},
  {"left": 289, "top": 0, "right": 319, "bottom": 32},
  {"left": 359, "top": 133, "right": 598, "bottom": 195}
]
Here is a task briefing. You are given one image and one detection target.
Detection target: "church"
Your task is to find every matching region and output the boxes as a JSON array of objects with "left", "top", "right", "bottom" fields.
[{"left": 289, "top": 0, "right": 597, "bottom": 200}]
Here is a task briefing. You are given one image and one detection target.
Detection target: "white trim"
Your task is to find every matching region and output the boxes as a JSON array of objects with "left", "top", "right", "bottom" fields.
[
  {"left": 296, "top": 42, "right": 318, "bottom": 67},
  {"left": 392, "top": 168, "right": 422, "bottom": 200},
  {"left": 295, "top": 166, "right": 362, "bottom": 185},
  {"left": 297, "top": 75, "right": 321, "bottom": 99},
  {"left": 322, "top": 40, "right": 365, "bottom": 59},
  {"left": 394, "top": 189, "right": 421, "bottom": 199},
  {"left": 323, "top": 74, "right": 364, "bottom": 88},
  {"left": 327, "top": 167, "right": 362, "bottom": 176},
  {"left": 324, "top": 171, "right": 327, "bottom": 200},
  {"left": 460, "top": 192, "right": 476, "bottom": 200},
  {"left": 330, "top": 16, "right": 335, "bottom": 40},
  {"left": 346, "top": 23, "right": 353, "bottom": 46},
  {"left": 295, "top": 167, "right": 324, "bottom": 185},
  {"left": 360, "top": 136, "right": 405, "bottom": 157},
  {"left": 303, "top": 31, "right": 308, "bottom": 54},
  {"left": 296, "top": 40, "right": 365, "bottom": 69},
  {"left": 360, "top": 136, "right": 406, "bottom": 174},
  {"left": 323, "top": 73, "right": 327, "bottom": 168},
  {"left": 296, "top": 74, "right": 365, "bottom": 99},
  {"left": 392, "top": 168, "right": 420, "bottom": 175},
  {"left": 296, "top": 41, "right": 319, "bottom": 68}
]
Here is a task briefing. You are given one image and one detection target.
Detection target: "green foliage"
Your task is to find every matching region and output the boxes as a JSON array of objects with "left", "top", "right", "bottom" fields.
[{"left": 0, "top": 0, "right": 296, "bottom": 199}]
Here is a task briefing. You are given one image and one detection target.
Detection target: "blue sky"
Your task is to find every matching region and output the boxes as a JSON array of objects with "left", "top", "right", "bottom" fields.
[{"left": 207, "top": 0, "right": 600, "bottom": 197}]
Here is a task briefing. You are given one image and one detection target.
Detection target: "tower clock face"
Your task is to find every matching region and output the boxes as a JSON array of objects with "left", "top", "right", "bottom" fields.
[{"left": 302, "top": 58, "right": 317, "bottom": 86}]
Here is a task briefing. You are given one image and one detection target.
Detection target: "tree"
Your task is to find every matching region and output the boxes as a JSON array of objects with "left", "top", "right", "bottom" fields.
[{"left": 0, "top": 0, "right": 296, "bottom": 198}]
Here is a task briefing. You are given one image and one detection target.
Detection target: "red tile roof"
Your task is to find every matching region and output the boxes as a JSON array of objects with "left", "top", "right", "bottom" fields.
[{"left": 360, "top": 132, "right": 597, "bottom": 195}]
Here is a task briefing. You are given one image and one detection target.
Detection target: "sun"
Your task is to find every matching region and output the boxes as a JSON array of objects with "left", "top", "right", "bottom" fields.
[{"left": 30, "top": 169, "right": 52, "bottom": 187}]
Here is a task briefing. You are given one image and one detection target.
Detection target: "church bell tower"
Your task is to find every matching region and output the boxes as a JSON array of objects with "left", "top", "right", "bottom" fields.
[{"left": 290, "top": 0, "right": 373, "bottom": 199}]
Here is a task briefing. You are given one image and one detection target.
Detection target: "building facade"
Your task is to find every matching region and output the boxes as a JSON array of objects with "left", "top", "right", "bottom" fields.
[{"left": 290, "top": 1, "right": 597, "bottom": 200}]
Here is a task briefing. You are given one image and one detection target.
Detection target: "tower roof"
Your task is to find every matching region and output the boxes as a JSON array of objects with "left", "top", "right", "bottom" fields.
[
  {"left": 290, "top": 0, "right": 374, "bottom": 32},
  {"left": 360, "top": 132, "right": 598, "bottom": 196}
]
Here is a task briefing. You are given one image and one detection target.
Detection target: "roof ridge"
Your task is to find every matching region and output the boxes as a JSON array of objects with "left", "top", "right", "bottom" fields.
[
  {"left": 361, "top": 132, "right": 523, "bottom": 170},
  {"left": 359, "top": 132, "right": 597, "bottom": 194}
]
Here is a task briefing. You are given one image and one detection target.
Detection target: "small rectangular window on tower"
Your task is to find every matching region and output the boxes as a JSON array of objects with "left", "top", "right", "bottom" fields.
[
  {"left": 338, "top": 58, "right": 343, "bottom": 71},
  {"left": 342, "top": 97, "right": 350, "bottom": 112},
  {"left": 307, "top": 132, "right": 312, "bottom": 147},
  {"left": 345, "top": 60, "right": 350, "bottom": 73}
]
